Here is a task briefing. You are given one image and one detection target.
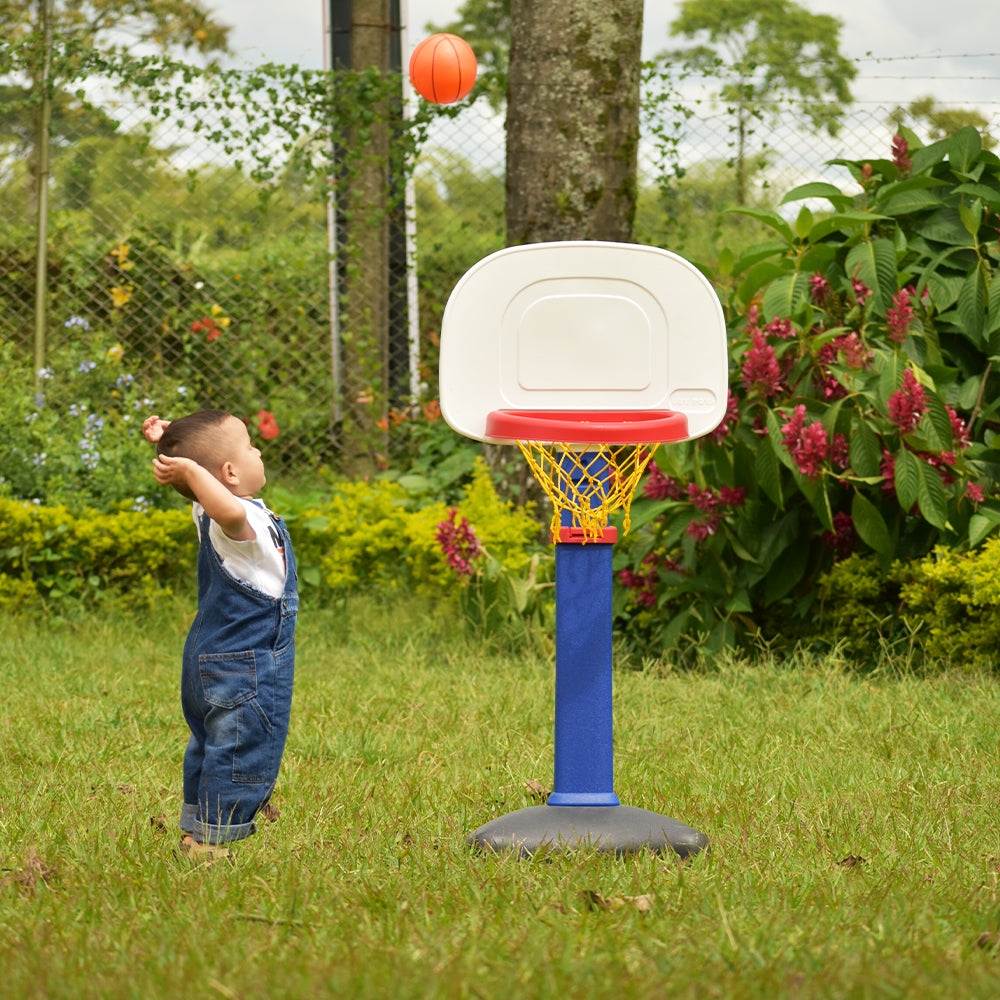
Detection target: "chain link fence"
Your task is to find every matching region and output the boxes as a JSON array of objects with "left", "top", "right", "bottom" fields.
[{"left": 2, "top": 66, "right": 998, "bottom": 484}]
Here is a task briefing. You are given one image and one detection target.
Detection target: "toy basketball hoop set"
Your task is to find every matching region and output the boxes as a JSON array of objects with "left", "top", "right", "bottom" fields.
[{"left": 439, "top": 241, "right": 728, "bottom": 856}]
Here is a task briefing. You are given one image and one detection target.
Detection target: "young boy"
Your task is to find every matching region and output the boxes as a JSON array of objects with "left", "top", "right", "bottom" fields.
[{"left": 143, "top": 410, "right": 297, "bottom": 860}]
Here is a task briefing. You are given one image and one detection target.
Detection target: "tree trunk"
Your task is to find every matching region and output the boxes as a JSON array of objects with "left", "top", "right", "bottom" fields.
[
  {"left": 505, "top": 0, "right": 644, "bottom": 246},
  {"left": 339, "top": 0, "right": 392, "bottom": 476}
]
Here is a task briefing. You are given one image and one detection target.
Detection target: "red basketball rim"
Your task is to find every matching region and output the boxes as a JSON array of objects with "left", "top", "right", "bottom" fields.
[{"left": 485, "top": 409, "right": 689, "bottom": 444}]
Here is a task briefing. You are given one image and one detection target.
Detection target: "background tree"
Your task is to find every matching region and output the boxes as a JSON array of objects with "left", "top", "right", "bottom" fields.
[
  {"left": 505, "top": 0, "right": 644, "bottom": 245},
  {"left": 665, "top": 0, "right": 856, "bottom": 204},
  {"left": 889, "top": 96, "right": 996, "bottom": 150},
  {"left": 1, "top": 0, "right": 231, "bottom": 211}
]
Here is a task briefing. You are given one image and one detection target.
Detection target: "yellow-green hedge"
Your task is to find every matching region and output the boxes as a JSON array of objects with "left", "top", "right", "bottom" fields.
[
  {"left": 0, "top": 461, "right": 545, "bottom": 611},
  {"left": 817, "top": 540, "right": 1000, "bottom": 668},
  {"left": 0, "top": 498, "right": 196, "bottom": 610}
]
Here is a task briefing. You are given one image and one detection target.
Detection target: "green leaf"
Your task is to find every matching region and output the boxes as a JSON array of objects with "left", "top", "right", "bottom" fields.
[
  {"left": 849, "top": 417, "right": 882, "bottom": 478},
  {"left": 845, "top": 238, "right": 898, "bottom": 315},
  {"left": 924, "top": 393, "right": 955, "bottom": 450},
  {"left": 959, "top": 199, "right": 984, "bottom": 237},
  {"left": 754, "top": 433, "right": 784, "bottom": 506},
  {"left": 766, "top": 409, "right": 798, "bottom": 473},
  {"left": 969, "top": 506, "right": 1000, "bottom": 546},
  {"left": 794, "top": 205, "right": 814, "bottom": 240},
  {"left": 958, "top": 266, "right": 988, "bottom": 347},
  {"left": 762, "top": 271, "right": 811, "bottom": 320},
  {"left": 915, "top": 459, "right": 948, "bottom": 529},
  {"left": 737, "top": 260, "right": 791, "bottom": 307},
  {"left": 806, "top": 210, "right": 890, "bottom": 243},
  {"left": 732, "top": 241, "right": 790, "bottom": 273},
  {"left": 851, "top": 491, "right": 892, "bottom": 554},
  {"left": 798, "top": 475, "right": 834, "bottom": 532},
  {"left": 764, "top": 542, "right": 809, "bottom": 603},
  {"left": 779, "top": 181, "right": 851, "bottom": 207},
  {"left": 988, "top": 270, "right": 1000, "bottom": 337},
  {"left": 726, "top": 206, "right": 794, "bottom": 243},
  {"left": 879, "top": 188, "right": 947, "bottom": 217},
  {"left": 894, "top": 447, "right": 920, "bottom": 512},
  {"left": 949, "top": 126, "right": 983, "bottom": 174}
]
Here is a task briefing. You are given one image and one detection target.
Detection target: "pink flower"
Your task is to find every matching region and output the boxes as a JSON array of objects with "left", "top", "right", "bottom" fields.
[
  {"left": 718, "top": 486, "right": 748, "bottom": 507},
  {"left": 835, "top": 332, "right": 871, "bottom": 370},
  {"left": 435, "top": 508, "right": 484, "bottom": 579},
  {"left": 765, "top": 317, "right": 795, "bottom": 340},
  {"left": 618, "top": 552, "right": 683, "bottom": 608},
  {"left": 887, "top": 369, "right": 927, "bottom": 434},
  {"left": 852, "top": 278, "right": 871, "bottom": 306},
  {"left": 741, "top": 329, "right": 783, "bottom": 398},
  {"left": 810, "top": 273, "right": 832, "bottom": 306},
  {"left": 686, "top": 516, "right": 720, "bottom": 542},
  {"left": 947, "top": 407, "right": 971, "bottom": 450},
  {"left": 687, "top": 483, "right": 722, "bottom": 514},
  {"left": 892, "top": 134, "right": 912, "bottom": 174},
  {"left": 887, "top": 287, "right": 915, "bottom": 343},
  {"left": 642, "top": 461, "right": 683, "bottom": 500},
  {"left": 967, "top": 482, "right": 986, "bottom": 505},
  {"left": 781, "top": 405, "right": 828, "bottom": 479}
]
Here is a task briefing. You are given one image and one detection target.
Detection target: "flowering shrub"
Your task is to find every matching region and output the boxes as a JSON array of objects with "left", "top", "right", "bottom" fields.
[
  {"left": 615, "top": 126, "right": 1000, "bottom": 658},
  {"left": 433, "top": 502, "right": 553, "bottom": 651},
  {"left": 0, "top": 335, "right": 186, "bottom": 510},
  {"left": 282, "top": 458, "right": 546, "bottom": 599},
  {"left": 0, "top": 333, "right": 286, "bottom": 511}
]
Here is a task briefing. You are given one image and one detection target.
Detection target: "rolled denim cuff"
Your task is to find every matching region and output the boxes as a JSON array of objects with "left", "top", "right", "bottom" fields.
[{"left": 179, "top": 802, "right": 257, "bottom": 844}]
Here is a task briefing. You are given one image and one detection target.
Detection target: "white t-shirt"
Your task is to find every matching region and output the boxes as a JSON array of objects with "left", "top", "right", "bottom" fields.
[{"left": 192, "top": 498, "right": 287, "bottom": 598}]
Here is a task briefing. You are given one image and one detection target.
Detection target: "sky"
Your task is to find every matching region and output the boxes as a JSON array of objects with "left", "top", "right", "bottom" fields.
[{"left": 203, "top": 0, "right": 1000, "bottom": 112}]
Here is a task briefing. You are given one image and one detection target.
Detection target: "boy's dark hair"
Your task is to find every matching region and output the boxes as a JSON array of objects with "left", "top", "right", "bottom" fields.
[{"left": 157, "top": 410, "right": 235, "bottom": 501}]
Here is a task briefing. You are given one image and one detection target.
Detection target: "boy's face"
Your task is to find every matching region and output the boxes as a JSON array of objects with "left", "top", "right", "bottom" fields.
[{"left": 219, "top": 416, "right": 267, "bottom": 496}]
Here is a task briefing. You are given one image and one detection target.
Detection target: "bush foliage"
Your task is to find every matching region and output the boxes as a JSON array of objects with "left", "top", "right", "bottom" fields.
[{"left": 616, "top": 126, "right": 1000, "bottom": 657}]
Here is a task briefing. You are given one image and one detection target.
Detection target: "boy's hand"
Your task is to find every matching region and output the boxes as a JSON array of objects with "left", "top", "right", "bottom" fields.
[
  {"left": 143, "top": 415, "right": 170, "bottom": 443},
  {"left": 152, "top": 453, "right": 197, "bottom": 489}
]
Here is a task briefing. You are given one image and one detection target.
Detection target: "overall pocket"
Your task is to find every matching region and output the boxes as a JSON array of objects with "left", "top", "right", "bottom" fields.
[{"left": 199, "top": 650, "right": 258, "bottom": 709}]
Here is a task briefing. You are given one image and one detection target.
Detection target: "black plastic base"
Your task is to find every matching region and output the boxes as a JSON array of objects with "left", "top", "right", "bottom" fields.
[{"left": 468, "top": 804, "right": 708, "bottom": 859}]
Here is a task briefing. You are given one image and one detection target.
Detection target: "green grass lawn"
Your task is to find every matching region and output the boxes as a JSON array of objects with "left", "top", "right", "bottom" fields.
[{"left": 3, "top": 597, "right": 1000, "bottom": 998}]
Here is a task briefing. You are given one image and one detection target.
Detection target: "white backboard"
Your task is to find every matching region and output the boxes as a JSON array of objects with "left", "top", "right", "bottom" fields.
[{"left": 438, "top": 241, "right": 729, "bottom": 444}]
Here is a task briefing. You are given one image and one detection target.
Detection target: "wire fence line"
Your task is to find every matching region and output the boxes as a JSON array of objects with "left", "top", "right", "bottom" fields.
[{"left": 2, "top": 73, "right": 998, "bottom": 481}]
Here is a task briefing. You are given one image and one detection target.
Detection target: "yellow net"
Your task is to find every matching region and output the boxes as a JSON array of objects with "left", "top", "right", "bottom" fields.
[{"left": 516, "top": 441, "right": 660, "bottom": 542}]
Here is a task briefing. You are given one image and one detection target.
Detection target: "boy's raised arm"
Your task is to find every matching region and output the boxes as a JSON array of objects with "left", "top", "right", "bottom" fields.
[{"left": 152, "top": 455, "right": 254, "bottom": 541}]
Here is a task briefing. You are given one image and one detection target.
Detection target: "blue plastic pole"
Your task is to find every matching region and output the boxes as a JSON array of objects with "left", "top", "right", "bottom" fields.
[{"left": 546, "top": 451, "right": 620, "bottom": 807}]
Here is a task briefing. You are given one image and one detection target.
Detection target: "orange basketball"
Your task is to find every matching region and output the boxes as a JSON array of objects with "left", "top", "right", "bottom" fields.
[{"left": 409, "top": 33, "right": 477, "bottom": 104}]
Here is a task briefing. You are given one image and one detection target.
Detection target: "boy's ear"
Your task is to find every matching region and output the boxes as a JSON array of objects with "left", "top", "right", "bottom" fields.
[{"left": 219, "top": 461, "right": 239, "bottom": 487}]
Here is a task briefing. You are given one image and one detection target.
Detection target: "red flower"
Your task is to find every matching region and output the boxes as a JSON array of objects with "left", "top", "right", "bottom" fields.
[
  {"left": 256, "top": 409, "right": 280, "bottom": 440},
  {"left": 643, "top": 460, "right": 683, "bottom": 500},
  {"left": 891, "top": 134, "right": 912, "bottom": 175},
  {"left": 887, "top": 287, "right": 915, "bottom": 343},
  {"left": 851, "top": 278, "right": 871, "bottom": 306},
  {"left": 887, "top": 369, "right": 927, "bottom": 434},
  {"left": 947, "top": 407, "right": 971, "bottom": 450},
  {"left": 741, "top": 329, "right": 783, "bottom": 398},
  {"left": 810, "top": 273, "right": 832, "bottom": 306},
  {"left": 781, "top": 405, "right": 828, "bottom": 479},
  {"left": 435, "top": 508, "right": 484, "bottom": 579},
  {"left": 191, "top": 316, "right": 222, "bottom": 342}
]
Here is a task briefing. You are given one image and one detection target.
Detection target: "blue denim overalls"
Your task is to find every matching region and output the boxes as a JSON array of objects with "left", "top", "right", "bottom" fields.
[{"left": 178, "top": 502, "right": 297, "bottom": 844}]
